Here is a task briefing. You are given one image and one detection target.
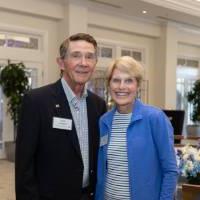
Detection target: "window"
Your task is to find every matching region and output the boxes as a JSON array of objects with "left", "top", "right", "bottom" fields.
[
  {"left": 97, "top": 44, "right": 115, "bottom": 58},
  {"left": 25, "top": 68, "right": 38, "bottom": 89},
  {"left": 87, "top": 69, "right": 107, "bottom": 101},
  {"left": 0, "top": 32, "right": 40, "bottom": 50},
  {"left": 178, "top": 58, "right": 199, "bottom": 68},
  {"left": 121, "top": 48, "right": 144, "bottom": 62},
  {"left": 138, "top": 80, "right": 149, "bottom": 104},
  {"left": 176, "top": 57, "right": 199, "bottom": 133},
  {"left": 176, "top": 78, "right": 195, "bottom": 124}
]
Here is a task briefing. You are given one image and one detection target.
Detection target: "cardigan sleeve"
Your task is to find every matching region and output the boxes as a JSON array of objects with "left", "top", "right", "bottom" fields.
[{"left": 150, "top": 110, "right": 178, "bottom": 200}]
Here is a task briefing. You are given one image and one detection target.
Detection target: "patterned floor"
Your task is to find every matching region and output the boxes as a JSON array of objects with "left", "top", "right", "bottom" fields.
[{"left": 0, "top": 160, "right": 15, "bottom": 200}]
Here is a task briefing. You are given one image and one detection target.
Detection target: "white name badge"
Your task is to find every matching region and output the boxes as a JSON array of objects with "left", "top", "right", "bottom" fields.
[
  {"left": 100, "top": 134, "right": 108, "bottom": 147},
  {"left": 53, "top": 117, "right": 72, "bottom": 130}
]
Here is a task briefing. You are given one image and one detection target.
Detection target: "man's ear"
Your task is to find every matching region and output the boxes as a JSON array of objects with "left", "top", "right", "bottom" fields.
[{"left": 56, "top": 57, "right": 64, "bottom": 70}]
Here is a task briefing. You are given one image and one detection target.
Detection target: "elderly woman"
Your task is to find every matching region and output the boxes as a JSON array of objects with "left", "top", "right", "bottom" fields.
[{"left": 95, "top": 56, "right": 178, "bottom": 200}]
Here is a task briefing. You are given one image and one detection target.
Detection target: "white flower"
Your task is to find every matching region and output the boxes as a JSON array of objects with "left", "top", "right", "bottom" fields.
[
  {"left": 176, "top": 145, "right": 200, "bottom": 181},
  {"left": 186, "top": 160, "right": 194, "bottom": 171}
]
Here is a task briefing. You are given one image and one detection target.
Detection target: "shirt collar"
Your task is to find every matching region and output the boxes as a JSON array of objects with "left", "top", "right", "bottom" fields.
[{"left": 61, "top": 78, "right": 88, "bottom": 104}]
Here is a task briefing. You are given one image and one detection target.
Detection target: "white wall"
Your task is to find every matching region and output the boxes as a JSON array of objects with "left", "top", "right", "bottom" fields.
[
  {"left": 88, "top": 9, "right": 161, "bottom": 38},
  {"left": 0, "top": 0, "right": 64, "bottom": 20},
  {"left": 178, "top": 43, "right": 200, "bottom": 58}
]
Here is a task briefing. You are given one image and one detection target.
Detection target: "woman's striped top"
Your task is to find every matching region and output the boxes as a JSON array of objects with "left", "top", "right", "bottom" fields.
[{"left": 104, "top": 111, "right": 132, "bottom": 200}]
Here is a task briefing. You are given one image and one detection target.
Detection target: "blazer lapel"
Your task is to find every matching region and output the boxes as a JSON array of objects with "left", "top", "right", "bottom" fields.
[
  {"left": 51, "top": 80, "right": 82, "bottom": 160},
  {"left": 86, "top": 93, "right": 97, "bottom": 168}
]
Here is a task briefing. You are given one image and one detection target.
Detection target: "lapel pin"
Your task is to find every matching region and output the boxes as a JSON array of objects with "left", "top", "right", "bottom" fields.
[{"left": 55, "top": 104, "right": 60, "bottom": 108}]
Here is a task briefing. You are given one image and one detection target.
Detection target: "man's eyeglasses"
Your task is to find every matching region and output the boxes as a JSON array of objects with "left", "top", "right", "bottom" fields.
[{"left": 66, "top": 51, "right": 97, "bottom": 63}]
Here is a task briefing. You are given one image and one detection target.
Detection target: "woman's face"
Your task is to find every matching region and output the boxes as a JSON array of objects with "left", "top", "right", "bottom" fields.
[{"left": 109, "top": 68, "right": 138, "bottom": 113}]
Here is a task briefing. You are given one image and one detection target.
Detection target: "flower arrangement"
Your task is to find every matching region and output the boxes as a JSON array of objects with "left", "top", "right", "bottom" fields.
[{"left": 176, "top": 145, "right": 200, "bottom": 184}]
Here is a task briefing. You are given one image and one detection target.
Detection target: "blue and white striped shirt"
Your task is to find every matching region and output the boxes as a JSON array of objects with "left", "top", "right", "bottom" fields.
[{"left": 105, "top": 111, "right": 132, "bottom": 200}]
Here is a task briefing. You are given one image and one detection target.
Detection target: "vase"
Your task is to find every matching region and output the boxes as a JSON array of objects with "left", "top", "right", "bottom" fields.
[
  {"left": 182, "top": 183, "right": 200, "bottom": 200},
  {"left": 187, "top": 174, "right": 200, "bottom": 185}
]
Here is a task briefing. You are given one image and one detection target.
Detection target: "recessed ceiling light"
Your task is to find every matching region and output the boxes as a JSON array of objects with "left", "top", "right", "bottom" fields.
[{"left": 142, "top": 10, "right": 147, "bottom": 14}]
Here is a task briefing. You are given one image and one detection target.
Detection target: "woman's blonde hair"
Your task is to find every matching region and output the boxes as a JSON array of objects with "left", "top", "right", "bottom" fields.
[{"left": 106, "top": 56, "right": 144, "bottom": 87}]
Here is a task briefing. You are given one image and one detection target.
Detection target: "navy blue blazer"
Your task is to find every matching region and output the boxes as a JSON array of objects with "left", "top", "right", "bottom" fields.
[{"left": 15, "top": 79, "right": 107, "bottom": 200}]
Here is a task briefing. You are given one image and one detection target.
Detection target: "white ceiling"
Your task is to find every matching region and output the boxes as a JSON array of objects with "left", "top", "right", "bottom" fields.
[{"left": 87, "top": 0, "right": 200, "bottom": 27}]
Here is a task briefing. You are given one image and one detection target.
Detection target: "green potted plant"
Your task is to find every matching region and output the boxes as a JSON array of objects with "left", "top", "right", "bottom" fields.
[
  {"left": 187, "top": 79, "right": 200, "bottom": 136},
  {"left": 0, "top": 60, "right": 29, "bottom": 161}
]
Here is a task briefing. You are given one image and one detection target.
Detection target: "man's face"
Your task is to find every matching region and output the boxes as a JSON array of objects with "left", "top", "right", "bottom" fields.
[{"left": 58, "top": 40, "right": 97, "bottom": 88}]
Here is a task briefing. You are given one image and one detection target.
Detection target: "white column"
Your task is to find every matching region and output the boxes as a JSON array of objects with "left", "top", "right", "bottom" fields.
[
  {"left": 154, "top": 22, "right": 177, "bottom": 109},
  {"left": 58, "top": 0, "right": 88, "bottom": 42},
  {"left": 164, "top": 22, "right": 178, "bottom": 109}
]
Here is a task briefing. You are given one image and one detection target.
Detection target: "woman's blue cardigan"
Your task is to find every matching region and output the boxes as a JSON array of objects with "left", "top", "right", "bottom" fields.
[{"left": 95, "top": 99, "right": 178, "bottom": 200}]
